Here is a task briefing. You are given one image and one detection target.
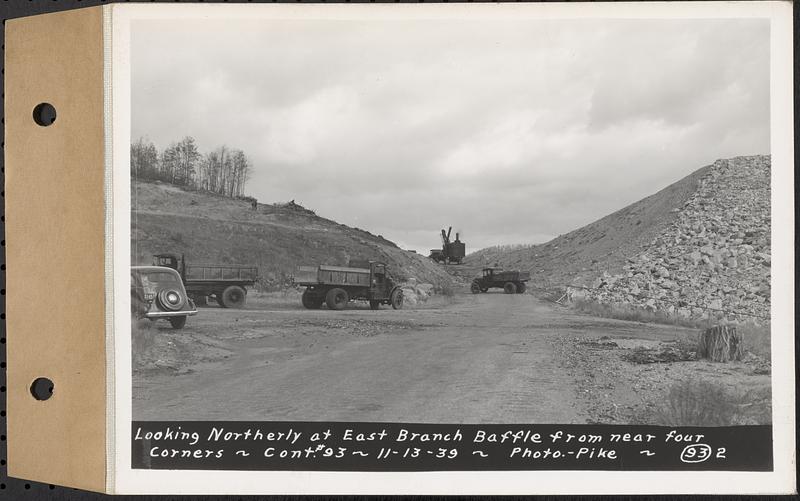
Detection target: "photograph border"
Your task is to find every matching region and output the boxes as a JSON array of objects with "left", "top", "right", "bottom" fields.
[{"left": 110, "top": 2, "right": 795, "bottom": 494}]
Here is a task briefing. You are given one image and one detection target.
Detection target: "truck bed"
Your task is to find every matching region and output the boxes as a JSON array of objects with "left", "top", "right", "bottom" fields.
[
  {"left": 184, "top": 265, "right": 258, "bottom": 283},
  {"left": 296, "top": 265, "right": 371, "bottom": 287},
  {"left": 493, "top": 270, "right": 531, "bottom": 282}
]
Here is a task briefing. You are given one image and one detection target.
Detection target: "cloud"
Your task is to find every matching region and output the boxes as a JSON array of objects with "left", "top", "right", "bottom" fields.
[{"left": 132, "top": 16, "right": 770, "bottom": 253}]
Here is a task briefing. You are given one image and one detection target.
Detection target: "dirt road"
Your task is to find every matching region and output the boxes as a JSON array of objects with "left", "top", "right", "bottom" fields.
[{"left": 133, "top": 291, "right": 732, "bottom": 423}]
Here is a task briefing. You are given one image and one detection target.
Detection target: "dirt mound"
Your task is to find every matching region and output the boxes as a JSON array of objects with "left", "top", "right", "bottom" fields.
[
  {"left": 466, "top": 155, "right": 770, "bottom": 323},
  {"left": 132, "top": 181, "right": 456, "bottom": 290}
]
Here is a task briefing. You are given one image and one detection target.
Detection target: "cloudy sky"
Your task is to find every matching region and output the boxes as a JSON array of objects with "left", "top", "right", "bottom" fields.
[{"left": 131, "top": 16, "right": 770, "bottom": 253}]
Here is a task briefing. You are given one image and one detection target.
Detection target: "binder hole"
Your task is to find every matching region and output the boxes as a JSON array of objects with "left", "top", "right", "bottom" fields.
[
  {"left": 32, "top": 103, "right": 57, "bottom": 127},
  {"left": 24, "top": 484, "right": 30, "bottom": 490},
  {"left": 30, "top": 378, "right": 54, "bottom": 401}
]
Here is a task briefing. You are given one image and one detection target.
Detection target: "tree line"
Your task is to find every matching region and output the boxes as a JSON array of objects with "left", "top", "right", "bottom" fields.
[{"left": 131, "top": 136, "right": 251, "bottom": 198}]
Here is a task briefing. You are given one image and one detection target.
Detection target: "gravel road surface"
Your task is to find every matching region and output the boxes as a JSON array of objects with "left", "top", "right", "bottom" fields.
[{"left": 132, "top": 292, "right": 739, "bottom": 423}]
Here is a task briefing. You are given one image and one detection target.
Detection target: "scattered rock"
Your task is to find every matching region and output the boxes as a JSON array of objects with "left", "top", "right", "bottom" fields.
[{"left": 624, "top": 343, "right": 695, "bottom": 364}]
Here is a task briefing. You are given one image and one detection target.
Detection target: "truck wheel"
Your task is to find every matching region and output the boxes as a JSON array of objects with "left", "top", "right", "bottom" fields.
[
  {"left": 504, "top": 282, "right": 517, "bottom": 294},
  {"left": 390, "top": 289, "right": 404, "bottom": 310},
  {"left": 326, "top": 288, "right": 349, "bottom": 310},
  {"left": 470, "top": 281, "right": 481, "bottom": 294},
  {"left": 220, "top": 285, "right": 246, "bottom": 308},
  {"left": 169, "top": 316, "right": 187, "bottom": 329},
  {"left": 302, "top": 290, "right": 323, "bottom": 309},
  {"left": 516, "top": 282, "right": 527, "bottom": 293},
  {"left": 369, "top": 300, "right": 380, "bottom": 310}
]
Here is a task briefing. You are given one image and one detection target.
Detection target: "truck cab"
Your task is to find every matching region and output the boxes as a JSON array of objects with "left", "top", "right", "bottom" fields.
[
  {"left": 369, "top": 262, "right": 393, "bottom": 298},
  {"left": 153, "top": 253, "right": 185, "bottom": 277}
]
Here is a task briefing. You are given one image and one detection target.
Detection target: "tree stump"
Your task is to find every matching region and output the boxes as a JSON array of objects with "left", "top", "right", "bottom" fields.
[{"left": 697, "top": 325, "right": 743, "bottom": 362}]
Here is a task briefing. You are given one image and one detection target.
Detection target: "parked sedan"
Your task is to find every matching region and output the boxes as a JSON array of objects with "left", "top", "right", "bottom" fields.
[{"left": 131, "top": 266, "right": 197, "bottom": 329}]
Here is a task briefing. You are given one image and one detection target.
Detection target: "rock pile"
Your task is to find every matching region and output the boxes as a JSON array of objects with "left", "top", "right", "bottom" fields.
[
  {"left": 571, "top": 156, "right": 770, "bottom": 323},
  {"left": 400, "top": 278, "right": 435, "bottom": 306}
]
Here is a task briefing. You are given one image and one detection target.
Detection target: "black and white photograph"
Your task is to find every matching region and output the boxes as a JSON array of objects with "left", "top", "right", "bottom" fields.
[{"left": 117, "top": 2, "right": 793, "bottom": 491}]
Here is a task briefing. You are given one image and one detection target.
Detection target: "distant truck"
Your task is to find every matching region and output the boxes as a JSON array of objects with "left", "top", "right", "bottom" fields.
[
  {"left": 296, "top": 261, "right": 404, "bottom": 310},
  {"left": 471, "top": 268, "right": 530, "bottom": 294},
  {"left": 152, "top": 253, "right": 258, "bottom": 308}
]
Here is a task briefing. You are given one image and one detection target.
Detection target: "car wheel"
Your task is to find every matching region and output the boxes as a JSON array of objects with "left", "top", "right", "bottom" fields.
[
  {"left": 157, "top": 289, "right": 185, "bottom": 311},
  {"left": 169, "top": 316, "right": 187, "bottom": 329}
]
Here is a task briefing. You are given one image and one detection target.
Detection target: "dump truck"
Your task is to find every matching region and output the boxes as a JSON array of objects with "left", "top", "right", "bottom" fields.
[
  {"left": 152, "top": 253, "right": 258, "bottom": 308},
  {"left": 471, "top": 268, "right": 530, "bottom": 294},
  {"left": 295, "top": 260, "right": 404, "bottom": 310},
  {"left": 429, "top": 227, "right": 466, "bottom": 264}
]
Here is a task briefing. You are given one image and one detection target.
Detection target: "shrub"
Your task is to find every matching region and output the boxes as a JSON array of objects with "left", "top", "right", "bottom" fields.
[
  {"left": 738, "top": 323, "right": 771, "bottom": 359},
  {"left": 654, "top": 379, "right": 737, "bottom": 426},
  {"left": 647, "top": 379, "right": 771, "bottom": 426}
]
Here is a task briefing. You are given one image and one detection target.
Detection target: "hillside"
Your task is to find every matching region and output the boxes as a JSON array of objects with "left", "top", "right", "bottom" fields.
[
  {"left": 466, "top": 155, "right": 771, "bottom": 322},
  {"left": 131, "top": 181, "right": 456, "bottom": 290}
]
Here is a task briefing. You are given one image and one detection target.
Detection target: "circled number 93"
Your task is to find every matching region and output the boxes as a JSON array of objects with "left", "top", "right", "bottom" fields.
[{"left": 680, "top": 444, "right": 726, "bottom": 463}]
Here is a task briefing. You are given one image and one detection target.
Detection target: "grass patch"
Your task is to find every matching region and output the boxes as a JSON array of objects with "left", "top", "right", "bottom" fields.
[
  {"left": 571, "top": 297, "right": 701, "bottom": 328},
  {"left": 737, "top": 323, "right": 771, "bottom": 359},
  {"left": 644, "top": 379, "right": 771, "bottom": 426}
]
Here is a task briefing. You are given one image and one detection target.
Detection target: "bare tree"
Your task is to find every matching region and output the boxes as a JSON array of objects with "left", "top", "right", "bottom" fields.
[
  {"left": 131, "top": 136, "right": 251, "bottom": 198},
  {"left": 130, "top": 137, "right": 159, "bottom": 180}
]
